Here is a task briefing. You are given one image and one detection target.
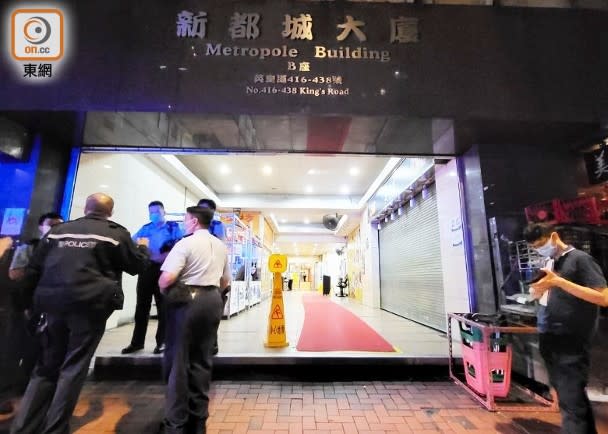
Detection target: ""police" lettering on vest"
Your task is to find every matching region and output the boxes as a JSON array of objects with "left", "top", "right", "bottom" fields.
[{"left": 58, "top": 240, "right": 98, "bottom": 248}]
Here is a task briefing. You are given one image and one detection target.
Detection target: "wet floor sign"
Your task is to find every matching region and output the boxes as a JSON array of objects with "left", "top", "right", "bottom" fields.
[{"left": 265, "top": 254, "right": 289, "bottom": 348}]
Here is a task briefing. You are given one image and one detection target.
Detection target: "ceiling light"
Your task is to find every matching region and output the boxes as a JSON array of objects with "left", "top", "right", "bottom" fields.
[
  {"left": 305, "top": 185, "right": 313, "bottom": 193},
  {"left": 103, "top": 164, "right": 112, "bottom": 169},
  {"left": 234, "top": 184, "right": 242, "bottom": 192},
  {"left": 281, "top": 219, "right": 288, "bottom": 224},
  {"left": 304, "top": 218, "right": 310, "bottom": 224},
  {"left": 340, "top": 185, "right": 350, "bottom": 195},
  {"left": 307, "top": 169, "right": 317, "bottom": 175},
  {"left": 219, "top": 164, "right": 231, "bottom": 175},
  {"left": 349, "top": 167, "right": 360, "bottom": 176},
  {"left": 99, "top": 184, "right": 109, "bottom": 189},
  {"left": 262, "top": 165, "right": 273, "bottom": 175}
]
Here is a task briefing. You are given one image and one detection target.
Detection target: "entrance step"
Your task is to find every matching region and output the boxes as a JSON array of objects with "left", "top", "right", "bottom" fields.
[{"left": 93, "top": 354, "right": 452, "bottom": 381}]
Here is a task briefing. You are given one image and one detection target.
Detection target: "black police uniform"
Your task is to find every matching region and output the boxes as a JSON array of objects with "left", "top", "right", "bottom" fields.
[{"left": 10, "top": 214, "right": 149, "bottom": 434}]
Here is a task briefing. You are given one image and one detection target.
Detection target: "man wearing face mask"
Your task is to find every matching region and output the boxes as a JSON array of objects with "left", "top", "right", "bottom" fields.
[
  {"left": 9, "top": 212, "right": 63, "bottom": 281},
  {"left": 122, "top": 201, "right": 183, "bottom": 355},
  {"left": 524, "top": 223, "right": 608, "bottom": 434},
  {"left": 159, "top": 206, "right": 231, "bottom": 434},
  {"left": 1, "top": 213, "right": 63, "bottom": 415}
]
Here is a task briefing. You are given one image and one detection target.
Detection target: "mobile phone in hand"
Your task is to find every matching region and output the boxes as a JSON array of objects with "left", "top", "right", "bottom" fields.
[{"left": 524, "top": 270, "right": 547, "bottom": 285}]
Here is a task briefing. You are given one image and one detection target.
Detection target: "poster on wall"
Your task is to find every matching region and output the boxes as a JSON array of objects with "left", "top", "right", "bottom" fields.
[{"left": 1, "top": 208, "right": 27, "bottom": 235}]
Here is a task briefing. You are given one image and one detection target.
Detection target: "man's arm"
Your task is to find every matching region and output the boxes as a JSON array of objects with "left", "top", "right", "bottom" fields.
[
  {"left": 159, "top": 271, "right": 178, "bottom": 292},
  {"left": 0, "top": 237, "right": 12, "bottom": 259},
  {"left": 159, "top": 241, "right": 186, "bottom": 294},
  {"left": 220, "top": 257, "right": 231, "bottom": 290},
  {"left": 532, "top": 268, "right": 608, "bottom": 307},
  {"left": 212, "top": 221, "right": 226, "bottom": 241},
  {"left": 131, "top": 225, "right": 145, "bottom": 242},
  {"left": 21, "top": 237, "right": 53, "bottom": 308},
  {"left": 8, "top": 244, "right": 31, "bottom": 280},
  {"left": 119, "top": 231, "right": 150, "bottom": 275}
]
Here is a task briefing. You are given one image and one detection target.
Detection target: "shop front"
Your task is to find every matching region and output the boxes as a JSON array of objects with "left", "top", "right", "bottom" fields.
[{"left": 0, "top": 1, "right": 607, "bottom": 380}]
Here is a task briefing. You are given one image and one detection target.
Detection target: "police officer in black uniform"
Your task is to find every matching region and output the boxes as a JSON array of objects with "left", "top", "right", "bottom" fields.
[{"left": 10, "top": 193, "right": 150, "bottom": 434}]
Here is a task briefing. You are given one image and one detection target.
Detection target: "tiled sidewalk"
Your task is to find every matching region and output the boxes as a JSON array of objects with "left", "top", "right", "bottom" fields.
[{"left": 3, "top": 380, "right": 607, "bottom": 433}]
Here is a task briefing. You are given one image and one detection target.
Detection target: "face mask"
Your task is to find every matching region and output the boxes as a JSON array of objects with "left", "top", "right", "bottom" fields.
[
  {"left": 535, "top": 238, "right": 557, "bottom": 258},
  {"left": 150, "top": 213, "right": 163, "bottom": 224}
]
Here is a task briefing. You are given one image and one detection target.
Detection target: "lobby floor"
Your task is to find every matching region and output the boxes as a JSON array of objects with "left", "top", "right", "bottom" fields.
[
  {"left": 2, "top": 379, "right": 606, "bottom": 433},
  {"left": 96, "top": 291, "right": 454, "bottom": 359}
]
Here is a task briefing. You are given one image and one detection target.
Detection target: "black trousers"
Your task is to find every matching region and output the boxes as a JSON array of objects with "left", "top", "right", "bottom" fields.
[
  {"left": 0, "top": 308, "right": 39, "bottom": 401},
  {"left": 10, "top": 311, "right": 108, "bottom": 434},
  {"left": 539, "top": 333, "right": 597, "bottom": 434},
  {"left": 163, "top": 287, "right": 223, "bottom": 434},
  {"left": 212, "top": 286, "right": 230, "bottom": 354},
  {"left": 131, "top": 262, "right": 164, "bottom": 347}
]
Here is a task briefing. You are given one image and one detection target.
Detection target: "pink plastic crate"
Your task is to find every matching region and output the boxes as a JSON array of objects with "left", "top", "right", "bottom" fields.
[{"left": 462, "top": 342, "right": 512, "bottom": 398}]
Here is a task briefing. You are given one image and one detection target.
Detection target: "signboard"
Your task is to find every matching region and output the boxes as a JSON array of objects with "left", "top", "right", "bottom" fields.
[
  {"left": 174, "top": 9, "right": 418, "bottom": 100},
  {"left": 0, "top": 1, "right": 604, "bottom": 122},
  {"left": 584, "top": 144, "right": 608, "bottom": 185},
  {"left": 268, "top": 254, "right": 287, "bottom": 273}
]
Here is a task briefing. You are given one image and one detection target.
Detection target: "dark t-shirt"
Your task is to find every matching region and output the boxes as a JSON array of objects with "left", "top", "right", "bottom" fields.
[{"left": 537, "top": 248, "right": 606, "bottom": 340}]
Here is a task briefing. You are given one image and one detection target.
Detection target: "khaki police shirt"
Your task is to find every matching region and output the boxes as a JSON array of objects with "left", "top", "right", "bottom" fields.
[{"left": 161, "top": 229, "right": 230, "bottom": 287}]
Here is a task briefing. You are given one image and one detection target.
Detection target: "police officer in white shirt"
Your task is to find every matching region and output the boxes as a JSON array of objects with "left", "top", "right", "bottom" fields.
[{"left": 159, "top": 206, "right": 231, "bottom": 434}]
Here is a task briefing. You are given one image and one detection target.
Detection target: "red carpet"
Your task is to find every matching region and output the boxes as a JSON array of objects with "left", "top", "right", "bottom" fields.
[{"left": 296, "top": 294, "right": 396, "bottom": 352}]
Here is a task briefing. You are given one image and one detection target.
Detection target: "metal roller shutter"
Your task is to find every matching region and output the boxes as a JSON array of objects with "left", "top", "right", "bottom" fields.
[{"left": 379, "top": 184, "right": 446, "bottom": 331}]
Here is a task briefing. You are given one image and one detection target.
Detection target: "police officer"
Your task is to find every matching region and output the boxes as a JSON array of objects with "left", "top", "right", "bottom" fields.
[
  {"left": 197, "top": 199, "right": 225, "bottom": 241},
  {"left": 0, "top": 213, "right": 63, "bottom": 416},
  {"left": 159, "top": 206, "right": 231, "bottom": 434},
  {"left": 10, "top": 193, "right": 150, "bottom": 434},
  {"left": 123, "top": 201, "right": 182, "bottom": 355},
  {"left": 9, "top": 212, "right": 64, "bottom": 281},
  {"left": 197, "top": 199, "right": 228, "bottom": 355}
]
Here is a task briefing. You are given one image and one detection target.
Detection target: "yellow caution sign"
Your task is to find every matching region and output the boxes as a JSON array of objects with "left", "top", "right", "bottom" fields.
[
  {"left": 265, "top": 270, "right": 289, "bottom": 348},
  {"left": 268, "top": 254, "right": 287, "bottom": 273}
]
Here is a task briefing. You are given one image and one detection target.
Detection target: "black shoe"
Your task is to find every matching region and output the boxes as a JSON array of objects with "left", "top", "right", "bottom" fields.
[
  {"left": 121, "top": 344, "right": 144, "bottom": 354},
  {"left": 153, "top": 344, "right": 166, "bottom": 354}
]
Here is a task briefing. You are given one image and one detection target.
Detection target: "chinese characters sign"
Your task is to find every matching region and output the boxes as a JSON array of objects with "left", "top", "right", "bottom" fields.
[
  {"left": 584, "top": 142, "right": 608, "bottom": 185},
  {"left": 177, "top": 9, "right": 419, "bottom": 45},
  {"left": 175, "top": 9, "right": 419, "bottom": 98}
]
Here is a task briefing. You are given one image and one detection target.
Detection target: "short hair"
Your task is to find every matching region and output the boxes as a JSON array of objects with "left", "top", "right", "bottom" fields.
[
  {"left": 197, "top": 199, "right": 217, "bottom": 211},
  {"left": 148, "top": 201, "right": 164, "bottom": 209},
  {"left": 186, "top": 206, "right": 214, "bottom": 228},
  {"left": 523, "top": 223, "right": 554, "bottom": 243},
  {"left": 38, "top": 212, "right": 63, "bottom": 226}
]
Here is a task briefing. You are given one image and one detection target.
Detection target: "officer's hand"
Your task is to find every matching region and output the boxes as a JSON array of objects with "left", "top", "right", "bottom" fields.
[
  {"left": 136, "top": 237, "right": 149, "bottom": 248},
  {"left": 0, "top": 237, "right": 13, "bottom": 259}
]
